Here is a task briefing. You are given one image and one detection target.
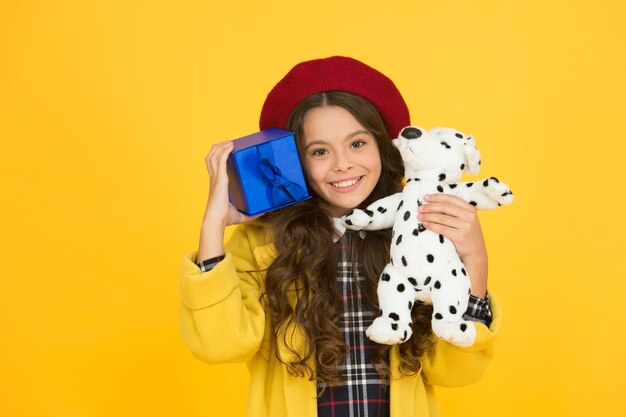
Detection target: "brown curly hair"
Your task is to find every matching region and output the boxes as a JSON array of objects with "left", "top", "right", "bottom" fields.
[{"left": 259, "top": 91, "right": 434, "bottom": 390}]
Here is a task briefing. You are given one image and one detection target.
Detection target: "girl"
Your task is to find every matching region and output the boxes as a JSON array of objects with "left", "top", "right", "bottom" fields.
[{"left": 180, "top": 56, "right": 498, "bottom": 417}]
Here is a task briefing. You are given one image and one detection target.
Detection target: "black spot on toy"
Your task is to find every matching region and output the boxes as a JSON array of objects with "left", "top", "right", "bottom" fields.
[
  {"left": 427, "top": 254, "right": 434, "bottom": 263},
  {"left": 437, "top": 185, "right": 444, "bottom": 192},
  {"left": 389, "top": 312, "right": 400, "bottom": 321},
  {"left": 391, "top": 323, "right": 398, "bottom": 330},
  {"left": 397, "top": 283, "right": 405, "bottom": 292},
  {"left": 435, "top": 313, "right": 443, "bottom": 320},
  {"left": 434, "top": 281, "right": 441, "bottom": 289},
  {"left": 402, "top": 256, "right": 408, "bottom": 267},
  {"left": 439, "top": 173, "right": 446, "bottom": 181},
  {"left": 382, "top": 273, "right": 390, "bottom": 282},
  {"left": 449, "top": 306, "right": 457, "bottom": 314},
  {"left": 396, "top": 234, "right": 402, "bottom": 245}
]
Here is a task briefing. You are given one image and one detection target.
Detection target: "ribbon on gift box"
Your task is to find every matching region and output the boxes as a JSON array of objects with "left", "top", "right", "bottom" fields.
[{"left": 258, "top": 144, "right": 308, "bottom": 206}]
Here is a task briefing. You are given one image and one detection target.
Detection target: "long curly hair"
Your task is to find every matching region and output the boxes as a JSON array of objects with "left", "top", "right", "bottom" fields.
[{"left": 259, "top": 91, "right": 434, "bottom": 390}]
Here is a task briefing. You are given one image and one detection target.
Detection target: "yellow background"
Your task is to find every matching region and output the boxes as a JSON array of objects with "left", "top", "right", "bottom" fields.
[{"left": 2, "top": 0, "right": 625, "bottom": 416}]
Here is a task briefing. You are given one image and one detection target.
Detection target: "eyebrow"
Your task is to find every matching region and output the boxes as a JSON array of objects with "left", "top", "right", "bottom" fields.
[{"left": 304, "top": 129, "right": 372, "bottom": 150}]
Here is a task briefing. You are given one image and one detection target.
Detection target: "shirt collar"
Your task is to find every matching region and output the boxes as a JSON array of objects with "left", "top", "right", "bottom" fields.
[{"left": 331, "top": 217, "right": 367, "bottom": 243}]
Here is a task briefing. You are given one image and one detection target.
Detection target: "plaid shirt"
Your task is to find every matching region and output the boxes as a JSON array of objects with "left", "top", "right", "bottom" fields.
[
  {"left": 196, "top": 231, "right": 492, "bottom": 417},
  {"left": 316, "top": 231, "right": 391, "bottom": 417}
]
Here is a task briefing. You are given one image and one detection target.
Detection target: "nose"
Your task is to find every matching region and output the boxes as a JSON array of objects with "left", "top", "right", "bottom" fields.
[
  {"left": 333, "top": 150, "right": 353, "bottom": 172},
  {"left": 401, "top": 127, "right": 422, "bottom": 139}
]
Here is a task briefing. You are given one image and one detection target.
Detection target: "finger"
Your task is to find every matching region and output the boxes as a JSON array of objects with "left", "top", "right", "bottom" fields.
[
  {"left": 207, "top": 146, "right": 235, "bottom": 199},
  {"left": 215, "top": 142, "right": 234, "bottom": 179},
  {"left": 418, "top": 212, "right": 467, "bottom": 230},
  {"left": 205, "top": 142, "right": 226, "bottom": 165},
  {"left": 206, "top": 141, "right": 233, "bottom": 164},
  {"left": 206, "top": 145, "right": 222, "bottom": 172},
  {"left": 419, "top": 201, "right": 471, "bottom": 219},
  {"left": 425, "top": 193, "right": 476, "bottom": 210},
  {"left": 207, "top": 142, "right": 233, "bottom": 175}
]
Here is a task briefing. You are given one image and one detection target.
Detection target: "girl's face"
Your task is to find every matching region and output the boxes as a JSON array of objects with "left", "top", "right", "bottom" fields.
[{"left": 300, "top": 105, "right": 382, "bottom": 217}]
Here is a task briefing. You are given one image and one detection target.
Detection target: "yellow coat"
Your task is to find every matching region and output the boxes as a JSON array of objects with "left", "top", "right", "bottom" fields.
[{"left": 180, "top": 222, "right": 500, "bottom": 417}]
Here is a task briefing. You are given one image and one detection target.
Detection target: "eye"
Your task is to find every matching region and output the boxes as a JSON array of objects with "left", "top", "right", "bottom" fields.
[
  {"left": 351, "top": 139, "right": 366, "bottom": 149},
  {"left": 311, "top": 148, "right": 328, "bottom": 157}
]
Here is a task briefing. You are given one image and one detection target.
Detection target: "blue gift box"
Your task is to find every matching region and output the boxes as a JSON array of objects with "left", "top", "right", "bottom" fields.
[{"left": 227, "top": 128, "right": 312, "bottom": 216}]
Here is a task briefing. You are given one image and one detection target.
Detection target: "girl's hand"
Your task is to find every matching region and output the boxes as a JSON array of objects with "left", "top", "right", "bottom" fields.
[
  {"left": 197, "top": 141, "right": 261, "bottom": 264},
  {"left": 203, "top": 141, "right": 260, "bottom": 227},
  {"left": 417, "top": 194, "right": 488, "bottom": 298}
]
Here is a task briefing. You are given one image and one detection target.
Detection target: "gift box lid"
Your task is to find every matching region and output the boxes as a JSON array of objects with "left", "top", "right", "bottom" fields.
[{"left": 231, "top": 128, "right": 293, "bottom": 151}]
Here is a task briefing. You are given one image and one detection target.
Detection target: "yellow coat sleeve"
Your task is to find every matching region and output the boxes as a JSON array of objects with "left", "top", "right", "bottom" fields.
[
  {"left": 179, "top": 224, "right": 268, "bottom": 364},
  {"left": 419, "top": 292, "right": 502, "bottom": 387}
]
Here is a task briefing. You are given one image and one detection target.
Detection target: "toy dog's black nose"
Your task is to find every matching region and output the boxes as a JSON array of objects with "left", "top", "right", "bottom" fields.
[{"left": 401, "top": 127, "right": 422, "bottom": 139}]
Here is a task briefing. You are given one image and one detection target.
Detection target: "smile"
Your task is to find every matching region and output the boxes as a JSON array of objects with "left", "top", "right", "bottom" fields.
[{"left": 329, "top": 176, "right": 363, "bottom": 190}]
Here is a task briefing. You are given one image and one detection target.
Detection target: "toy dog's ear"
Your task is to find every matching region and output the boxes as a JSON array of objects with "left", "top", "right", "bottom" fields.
[{"left": 463, "top": 136, "right": 481, "bottom": 174}]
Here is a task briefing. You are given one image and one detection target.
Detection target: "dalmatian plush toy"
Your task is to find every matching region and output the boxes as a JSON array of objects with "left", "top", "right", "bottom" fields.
[{"left": 342, "top": 126, "right": 513, "bottom": 347}]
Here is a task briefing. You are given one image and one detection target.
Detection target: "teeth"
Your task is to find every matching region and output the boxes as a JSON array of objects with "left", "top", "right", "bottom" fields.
[{"left": 331, "top": 177, "right": 361, "bottom": 188}]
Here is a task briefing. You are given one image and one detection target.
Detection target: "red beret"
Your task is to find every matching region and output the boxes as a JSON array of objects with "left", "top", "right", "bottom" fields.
[{"left": 259, "top": 56, "right": 410, "bottom": 138}]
